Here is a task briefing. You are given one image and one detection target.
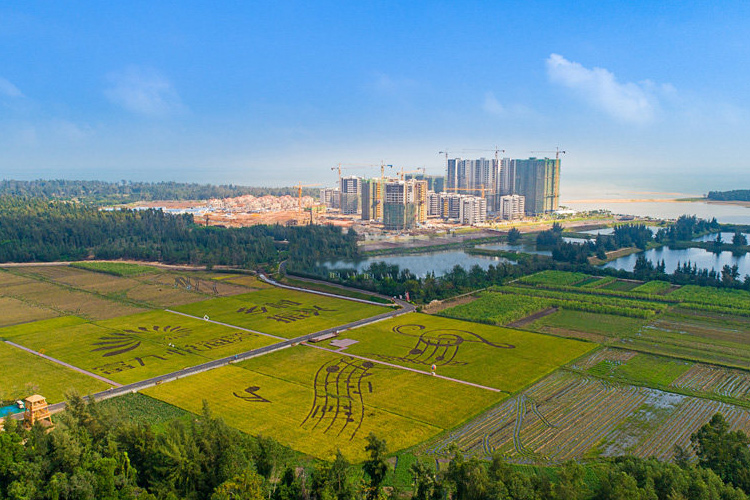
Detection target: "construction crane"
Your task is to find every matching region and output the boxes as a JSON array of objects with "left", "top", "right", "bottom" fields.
[
  {"left": 398, "top": 167, "right": 426, "bottom": 180},
  {"left": 530, "top": 147, "right": 567, "bottom": 160},
  {"left": 447, "top": 185, "right": 486, "bottom": 199},
  {"left": 296, "top": 182, "right": 322, "bottom": 213},
  {"left": 331, "top": 163, "right": 385, "bottom": 186}
]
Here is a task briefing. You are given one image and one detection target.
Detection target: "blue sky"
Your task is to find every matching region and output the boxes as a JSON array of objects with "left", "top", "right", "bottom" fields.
[{"left": 2, "top": 1, "right": 750, "bottom": 197}]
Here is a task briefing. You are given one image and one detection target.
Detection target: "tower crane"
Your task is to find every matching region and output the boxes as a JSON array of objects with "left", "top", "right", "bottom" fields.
[
  {"left": 530, "top": 147, "right": 567, "bottom": 160},
  {"left": 398, "top": 167, "right": 426, "bottom": 180},
  {"left": 296, "top": 182, "right": 322, "bottom": 213},
  {"left": 447, "top": 185, "right": 486, "bottom": 199}
]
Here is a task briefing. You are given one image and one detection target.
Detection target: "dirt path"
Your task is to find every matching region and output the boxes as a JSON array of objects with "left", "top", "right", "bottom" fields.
[{"left": 506, "top": 307, "right": 559, "bottom": 328}]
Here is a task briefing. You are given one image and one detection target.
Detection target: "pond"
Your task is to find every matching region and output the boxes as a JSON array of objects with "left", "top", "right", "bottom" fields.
[
  {"left": 603, "top": 246, "right": 750, "bottom": 276},
  {"left": 324, "top": 249, "right": 516, "bottom": 278},
  {"left": 692, "top": 232, "right": 750, "bottom": 243},
  {"left": 0, "top": 404, "right": 22, "bottom": 417}
]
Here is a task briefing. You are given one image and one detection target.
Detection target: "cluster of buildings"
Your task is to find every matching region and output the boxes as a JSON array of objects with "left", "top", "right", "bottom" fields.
[{"left": 320, "top": 156, "right": 560, "bottom": 230}]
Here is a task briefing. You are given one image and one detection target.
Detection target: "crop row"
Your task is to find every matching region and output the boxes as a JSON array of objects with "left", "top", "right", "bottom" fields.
[
  {"left": 671, "top": 285, "right": 750, "bottom": 312},
  {"left": 426, "top": 371, "right": 750, "bottom": 464},
  {"left": 671, "top": 365, "right": 750, "bottom": 400},
  {"left": 437, "top": 292, "right": 553, "bottom": 325},
  {"left": 492, "top": 287, "right": 665, "bottom": 318}
]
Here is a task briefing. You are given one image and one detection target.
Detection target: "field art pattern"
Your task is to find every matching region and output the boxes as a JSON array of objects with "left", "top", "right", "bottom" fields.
[
  {"left": 0, "top": 311, "right": 276, "bottom": 384},
  {"left": 173, "top": 288, "right": 389, "bottom": 338},
  {"left": 320, "top": 313, "right": 594, "bottom": 393},
  {"left": 423, "top": 370, "right": 750, "bottom": 464},
  {"left": 145, "top": 345, "right": 504, "bottom": 461}
]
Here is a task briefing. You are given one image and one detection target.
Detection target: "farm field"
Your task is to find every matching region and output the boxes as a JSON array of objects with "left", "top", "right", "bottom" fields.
[
  {"left": 0, "top": 310, "right": 275, "bottom": 384},
  {"left": 145, "top": 345, "right": 505, "bottom": 461},
  {"left": 0, "top": 341, "right": 109, "bottom": 403},
  {"left": 0, "top": 277, "right": 147, "bottom": 319},
  {"left": 316, "top": 313, "right": 595, "bottom": 393},
  {"left": 0, "top": 297, "right": 60, "bottom": 327},
  {"left": 423, "top": 370, "right": 750, "bottom": 464},
  {"left": 571, "top": 347, "right": 750, "bottom": 406},
  {"left": 5, "top": 265, "right": 249, "bottom": 309},
  {"left": 172, "top": 288, "right": 390, "bottom": 338}
]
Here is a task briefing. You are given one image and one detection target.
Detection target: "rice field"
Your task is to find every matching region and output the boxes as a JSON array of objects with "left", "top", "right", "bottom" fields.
[
  {"left": 172, "top": 288, "right": 391, "bottom": 338},
  {"left": 0, "top": 341, "right": 109, "bottom": 403},
  {"left": 145, "top": 345, "right": 505, "bottom": 461},
  {"left": 423, "top": 370, "right": 750, "bottom": 464},
  {"left": 316, "top": 313, "right": 595, "bottom": 393}
]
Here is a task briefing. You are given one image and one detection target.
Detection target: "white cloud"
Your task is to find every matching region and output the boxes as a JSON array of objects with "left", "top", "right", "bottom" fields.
[
  {"left": 483, "top": 92, "right": 505, "bottom": 115},
  {"left": 0, "top": 77, "right": 23, "bottom": 98},
  {"left": 104, "top": 66, "right": 184, "bottom": 117},
  {"left": 546, "top": 53, "right": 669, "bottom": 124}
]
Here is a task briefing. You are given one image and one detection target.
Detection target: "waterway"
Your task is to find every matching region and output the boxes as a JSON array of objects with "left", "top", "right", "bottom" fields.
[
  {"left": 324, "top": 249, "right": 515, "bottom": 278},
  {"left": 603, "top": 246, "right": 750, "bottom": 275}
]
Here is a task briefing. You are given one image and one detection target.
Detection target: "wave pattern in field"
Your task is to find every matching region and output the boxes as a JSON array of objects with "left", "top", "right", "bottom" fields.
[
  {"left": 671, "top": 364, "right": 750, "bottom": 400},
  {"left": 426, "top": 371, "right": 750, "bottom": 464}
]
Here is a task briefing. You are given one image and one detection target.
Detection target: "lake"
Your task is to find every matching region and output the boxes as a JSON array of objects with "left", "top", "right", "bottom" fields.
[
  {"left": 324, "top": 249, "right": 515, "bottom": 278},
  {"left": 603, "top": 246, "right": 750, "bottom": 276}
]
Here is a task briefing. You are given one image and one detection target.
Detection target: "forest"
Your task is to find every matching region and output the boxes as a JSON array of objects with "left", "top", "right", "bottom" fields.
[
  {"left": 0, "top": 196, "right": 357, "bottom": 268},
  {"left": 0, "top": 180, "right": 319, "bottom": 204},
  {"left": 0, "top": 397, "right": 748, "bottom": 500}
]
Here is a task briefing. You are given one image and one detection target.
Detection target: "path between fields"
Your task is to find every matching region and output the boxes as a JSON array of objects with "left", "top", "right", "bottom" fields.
[
  {"left": 165, "top": 309, "right": 287, "bottom": 341},
  {"left": 505, "top": 307, "right": 559, "bottom": 328},
  {"left": 302, "top": 343, "right": 507, "bottom": 393},
  {"left": 4, "top": 341, "right": 122, "bottom": 387}
]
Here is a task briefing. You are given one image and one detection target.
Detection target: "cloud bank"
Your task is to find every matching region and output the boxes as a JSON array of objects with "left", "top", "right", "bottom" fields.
[
  {"left": 104, "top": 67, "right": 184, "bottom": 117},
  {"left": 546, "top": 54, "right": 669, "bottom": 124}
]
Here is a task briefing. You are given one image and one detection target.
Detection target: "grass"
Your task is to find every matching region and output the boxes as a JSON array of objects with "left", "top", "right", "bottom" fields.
[
  {"left": 528, "top": 309, "right": 648, "bottom": 339},
  {"left": 70, "top": 261, "right": 158, "bottom": 277},
  {"left": 145, "top": 343, "right": 504, "bottom": 462},
  {"left": 317, "top": 313, "right": 595, "bottom": 393},
  {"left": 172, "top": 288, "right": 390, "bottom": 338},
  {"left": 586, "top": 353, "right": 692, "bottom": 387},
  {"left": 0, "top": 341, "right": 109, "bottom": 403}
]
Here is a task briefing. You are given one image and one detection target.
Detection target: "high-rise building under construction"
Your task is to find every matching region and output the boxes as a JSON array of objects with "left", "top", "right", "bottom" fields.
[{"left": 513, "top": 157, "right": 560, "bottom": 215}]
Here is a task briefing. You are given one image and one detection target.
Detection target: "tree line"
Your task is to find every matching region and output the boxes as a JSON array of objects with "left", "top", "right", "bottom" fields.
[
  {"left": 707, "top": 190, "right": 750, "bottom": 202},
  {"left": 0, "top": 180, "right": 319, "bottom": 204},
  {"left": 1, "top": 397, "right": 748, "bottom": 500},
  {"left": 0, "top": 196, "right": 357, "bottom": 268}
]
